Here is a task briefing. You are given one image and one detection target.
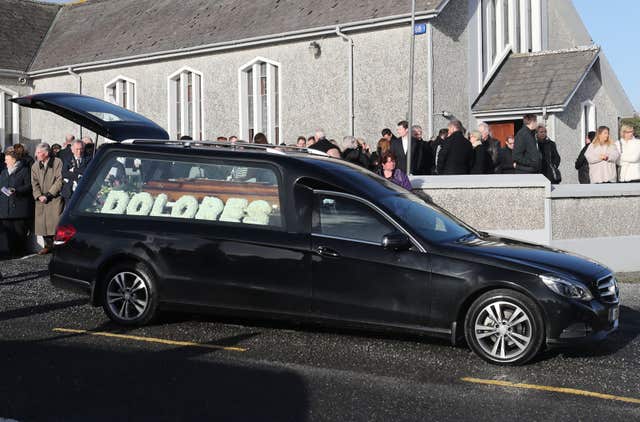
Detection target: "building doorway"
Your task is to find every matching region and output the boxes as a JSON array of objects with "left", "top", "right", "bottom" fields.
[{"left": 488, "top": 120, "right": 522, "bottom": 147}]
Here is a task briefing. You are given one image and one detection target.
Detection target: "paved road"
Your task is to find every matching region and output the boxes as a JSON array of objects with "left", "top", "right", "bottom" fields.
[{"left": 1, "top": 256, "right": 639, "bottom": 421}]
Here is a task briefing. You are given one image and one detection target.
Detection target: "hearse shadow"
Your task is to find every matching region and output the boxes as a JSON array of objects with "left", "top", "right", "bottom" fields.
[
  {"left": 163, "top": 310, "right": 453, "bottom": 350},
  {"left": 0, "top": 339, "right": 309, "bottom": 421}
]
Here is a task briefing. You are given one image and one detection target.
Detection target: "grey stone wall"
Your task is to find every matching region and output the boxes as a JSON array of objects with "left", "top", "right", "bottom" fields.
[
  {"left": 431, "top": 0, "right": 470, "bottom": 136},
  {"left": 552, "top": 196, "right": 640, "bottom": 240},
  {"left": 28, "top": 24, "right": 431, "bottom": 150},
  {"left": 426, "top": 187, "right": 546, "bottom": 230},
  {"left": 411, "top": 175, "right": 550, "bottom": 232}
]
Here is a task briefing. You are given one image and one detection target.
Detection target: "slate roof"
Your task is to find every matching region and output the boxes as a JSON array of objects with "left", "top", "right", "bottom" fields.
[
  {"left": 472, "top": 46, "right": 601, "bottom": 114},
  {"left": 29, "top": 0, "right": 446, "bottom": 71},
  {"left": 0, "top": 0, "right": 60, "bottom": 72}
]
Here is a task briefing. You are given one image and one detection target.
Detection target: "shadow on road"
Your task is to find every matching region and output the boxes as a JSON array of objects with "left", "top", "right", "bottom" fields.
[
  {"left": 0, "top": 298, "right": 88, "bottom": 322},
  {"left": 0, "top": 270, "right": 50, "bottom": 287},
  {"left": 0, "top": 339, "right": 309, "bottom": 421}
]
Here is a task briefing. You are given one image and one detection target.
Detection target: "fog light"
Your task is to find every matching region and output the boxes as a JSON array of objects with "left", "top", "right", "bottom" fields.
[{"left": 560, "top": 323, "right": 591, "bottom": 339}]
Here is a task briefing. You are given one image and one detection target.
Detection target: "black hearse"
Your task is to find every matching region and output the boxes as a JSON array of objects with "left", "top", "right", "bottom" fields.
[{"left": 12, "top": 93, "right": 619, "bottom": 365}]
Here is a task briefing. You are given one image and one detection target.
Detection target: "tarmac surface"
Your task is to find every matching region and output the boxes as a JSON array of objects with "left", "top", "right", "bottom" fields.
[{"left": 1, "top": 255, "right": 639, "bottom": 421}]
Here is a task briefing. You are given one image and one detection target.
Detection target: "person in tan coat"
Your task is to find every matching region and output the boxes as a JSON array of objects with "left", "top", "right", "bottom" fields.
[
  {"left": 585, "top": 126, "right": 620, "bottom": 184},
  {"left": 31, "top": 143, "right": 63, "bottom": 254}
]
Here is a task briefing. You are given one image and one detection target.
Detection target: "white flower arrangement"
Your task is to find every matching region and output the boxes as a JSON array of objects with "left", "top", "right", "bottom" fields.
[
  {"left": 219, "top": 198, "right": 248, "bottom": 223},
  {"left": 101, "top": 190, "right": 130, "bottom": 214},
  {"left": 126, "top": 192, "right": 154, "bottom": 216},
  {"left": 171, "top": 195, "right": 199, "bottom": 219},
  {"left": 243, "top": 200, "right": 272, "bottom": 226},
  {"left": 150, "top": 194, "right": 170, "bottom": 217},
  {"left": 195, "top": 196, "right": 224, "bottom": 221},
  {"left": 97, "top": 191, "right": 275, "bottom": 226}
]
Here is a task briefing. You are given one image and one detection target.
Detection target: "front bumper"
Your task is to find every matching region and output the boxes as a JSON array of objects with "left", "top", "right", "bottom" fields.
[{"left": 545, "top": 297, "right": 619, "bottom": 347}]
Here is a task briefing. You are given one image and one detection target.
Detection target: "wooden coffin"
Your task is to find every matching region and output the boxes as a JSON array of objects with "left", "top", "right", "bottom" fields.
[{"left": 143, "top": 179, "right": 279, "bottom": 205}]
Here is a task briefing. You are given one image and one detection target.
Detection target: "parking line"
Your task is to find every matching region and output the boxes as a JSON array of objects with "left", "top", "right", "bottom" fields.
[
  {"left": 461, "top": 377, "right": 640, "bottom": 405},
  {"left": 53, "top": 328, "right": 247, "bottom": 352}
]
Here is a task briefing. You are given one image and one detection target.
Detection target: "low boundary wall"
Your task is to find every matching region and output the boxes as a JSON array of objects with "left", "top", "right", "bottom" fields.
[{"left": 411, "top": 175, "right": 640, "bottom": 272}]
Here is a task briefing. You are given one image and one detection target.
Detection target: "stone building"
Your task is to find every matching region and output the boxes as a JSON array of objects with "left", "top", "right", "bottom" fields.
[{"left": 0, "top": 0, "right": 635, "bottom": 183}]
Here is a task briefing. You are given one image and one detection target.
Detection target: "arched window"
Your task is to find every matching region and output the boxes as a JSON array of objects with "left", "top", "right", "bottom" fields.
[
  {"left": 105, "top": 76, "right": 137, "bottom": 111},
  {"left": 0, "top": 87, "right": 19, "bottom": 150},
  {"left": 239, "top": 58, "right": 281, "bottom": 144},
  {"left": 168, "top": 67, "right": 203, "bottom": 140}
]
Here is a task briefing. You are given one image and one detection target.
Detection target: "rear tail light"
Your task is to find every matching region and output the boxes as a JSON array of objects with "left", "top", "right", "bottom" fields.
[{"left": 54, "top": 224, "right": 77, "bottom": 246}]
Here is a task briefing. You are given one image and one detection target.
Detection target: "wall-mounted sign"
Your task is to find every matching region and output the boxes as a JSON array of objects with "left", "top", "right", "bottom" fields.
[{"left": 414, "top": 23, "right": 427, "bottom": 35}]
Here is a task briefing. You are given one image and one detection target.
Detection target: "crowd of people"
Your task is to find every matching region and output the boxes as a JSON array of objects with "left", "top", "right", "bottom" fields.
[
  {"left": 2, "top": 116, "right": 639, "bottom": 259},
  {"left": 0, "top": 136, "right": 94, "bottom": 258}
]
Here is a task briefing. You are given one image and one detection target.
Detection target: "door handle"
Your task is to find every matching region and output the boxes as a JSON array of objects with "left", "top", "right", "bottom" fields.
[{"left": 315, "top": 246, "right": 340, "bottom": 258}]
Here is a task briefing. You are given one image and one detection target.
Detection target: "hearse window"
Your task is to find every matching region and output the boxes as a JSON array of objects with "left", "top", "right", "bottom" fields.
[
  {"left": 313, "top": 194, "right": 394, "bottom": 244},
  {"left": 78, "top": 154, "right": 282, "bottom": 228}
]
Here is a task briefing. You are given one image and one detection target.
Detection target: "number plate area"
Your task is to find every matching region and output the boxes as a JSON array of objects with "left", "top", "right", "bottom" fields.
[{"left": 609, "top": 306, "right": 619, "bottom": 322}]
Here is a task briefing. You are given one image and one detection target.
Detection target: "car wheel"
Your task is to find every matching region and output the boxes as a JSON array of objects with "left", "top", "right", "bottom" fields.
[
  {"left": 102, "top": 263, "right": 158, "bottom": 326},
  {"left": 464, "top": 289, "right": 544, "bottom": 365}
]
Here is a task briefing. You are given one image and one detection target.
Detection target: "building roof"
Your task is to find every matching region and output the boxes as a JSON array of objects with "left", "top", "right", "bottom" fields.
[
  {"left": 0, "top": 0, "right": 60, "bottom": 72},
  {"left": 472, "top": 46, "right": 601, "bottom": 115},
  {"left": 29, "top": 0, "right": 447, "bottom": 72}
]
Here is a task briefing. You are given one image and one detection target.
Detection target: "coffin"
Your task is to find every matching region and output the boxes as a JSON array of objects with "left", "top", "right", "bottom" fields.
[{"left": 143, "top": 178, "right": 279, "bottom": 206}]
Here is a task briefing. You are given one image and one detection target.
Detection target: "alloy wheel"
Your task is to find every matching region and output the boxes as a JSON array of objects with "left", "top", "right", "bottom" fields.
[
  {"left": 473, "top": 300, "right": 533, "bottom": 362},
  {"left": 106, "top": 271, "right": 150, "bottom": 322}
]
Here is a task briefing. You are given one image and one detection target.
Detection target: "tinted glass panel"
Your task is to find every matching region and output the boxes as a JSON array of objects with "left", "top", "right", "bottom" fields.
[
  {"left": 314, "top": 194, "right": 394, "bottom": 244},
  {"left": 78, "top": 152, "right": 282, "bottom": 228},
  {"left": 380, "top": 193, "right": 472, "bottom": 243},
  {"left": 41, "top": 95, "right": 149, "bottom": 123}
]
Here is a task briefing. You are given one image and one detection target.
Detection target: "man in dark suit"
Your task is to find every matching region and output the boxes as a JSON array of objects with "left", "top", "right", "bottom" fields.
[
  {"left": 61, "top": 140, "right": 91, "bottom": 204},
  {"left": 513, "top": 114, "right": 542, "bottom": 174},
  {"left": 436, "top": 119, "right": 473, "bottom": 175},
  {"left": 58, "top": 134, "right": 76, "bottom": 165},
  {"left": 391, "top": 120, "right": 429, "bottom": 175}
]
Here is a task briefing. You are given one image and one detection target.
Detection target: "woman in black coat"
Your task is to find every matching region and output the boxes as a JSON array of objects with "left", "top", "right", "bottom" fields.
[
  {"left": 469, "top": 131, "right": 493, "bottom": 174},
  {"left": 0, "top": 151, "right": 33, "bottom": 258}
]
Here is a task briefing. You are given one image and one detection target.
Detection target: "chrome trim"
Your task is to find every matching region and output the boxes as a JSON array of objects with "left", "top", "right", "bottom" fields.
[
  {"left": 312, "top": 190, "right": 426, "bottom": 253},
  {"left": 595, "top": 274, "right": 619, "bottom": 304},
  {"left": 312, "top": 233, "right": 381, "bottom": 247},
  {"left": 120, "top": 139, "right": 329, "bottom": 156}
]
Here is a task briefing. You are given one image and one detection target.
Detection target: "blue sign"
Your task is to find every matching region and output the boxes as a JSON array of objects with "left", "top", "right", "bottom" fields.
[{"left": 414, "top": 23, "right": 427, "bottom": 35}]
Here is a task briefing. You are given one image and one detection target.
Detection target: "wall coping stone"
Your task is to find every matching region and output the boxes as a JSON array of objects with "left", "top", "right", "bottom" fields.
[
  {"left": 410, "top": 174, "right": 551, "bottom": 195},
  {"left": 551, "top": 183, "right": 640, "bottom": 198}
]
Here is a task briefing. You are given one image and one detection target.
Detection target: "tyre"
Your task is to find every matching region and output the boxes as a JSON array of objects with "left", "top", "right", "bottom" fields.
[
  {"left": 464, "top": 289, "right": 544, "bottom": 365},
  {"left": 102, "top": 262, "right": 158, "bottom": 326}
]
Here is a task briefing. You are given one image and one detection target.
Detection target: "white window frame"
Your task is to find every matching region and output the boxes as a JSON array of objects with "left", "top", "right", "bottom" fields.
[
  {"left": 580, "top": 100, "right": 596, "bottom": 150},
  {"left": 478, "top": 0, "right": 543, "bottom": 86},
  {"left": 167, "top": 66, "right": 204, "bottom": 140},
  {"left": 238, "top": 57, "right": 282, "bottom": 144},
  {"left": 0, "top": 87, "right": 19, "bottom": 150},
  {"left": 104, "top": 76, "right": 137, "bottom": 111}
]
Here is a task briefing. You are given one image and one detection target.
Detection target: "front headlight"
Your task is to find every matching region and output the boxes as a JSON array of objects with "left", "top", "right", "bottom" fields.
[{"left": 540, "top": 275, "right": 593, "bottom": 301}]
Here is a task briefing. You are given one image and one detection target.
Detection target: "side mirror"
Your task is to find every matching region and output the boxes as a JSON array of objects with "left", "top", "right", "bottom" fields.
[{"left": 381, "top": 232, "right": 412, "bottom": 251}]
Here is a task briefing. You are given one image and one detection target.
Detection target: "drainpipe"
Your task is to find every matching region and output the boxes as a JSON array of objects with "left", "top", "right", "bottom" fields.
[
  {"left": 335, "top": 27, "right": 354, "bottom": 137},
  {"left": 67, "top": 67, "right": 83, "bottom": 137}
]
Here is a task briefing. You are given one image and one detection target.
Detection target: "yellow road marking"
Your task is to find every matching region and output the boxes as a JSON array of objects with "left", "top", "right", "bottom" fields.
[
  {"left": 53, "top": 328, "right": 247, "bottom": 352},
  {"left": 462, "top": 377, "right": 640, "bottom": 405}
]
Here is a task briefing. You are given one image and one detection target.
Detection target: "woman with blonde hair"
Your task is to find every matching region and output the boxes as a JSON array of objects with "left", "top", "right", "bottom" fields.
[
  {"left": 585, "top": 126, "right": 620, "bottom": 183},
  {"left": 617, "top": 124, "right": 640, "bottom": 182}
]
